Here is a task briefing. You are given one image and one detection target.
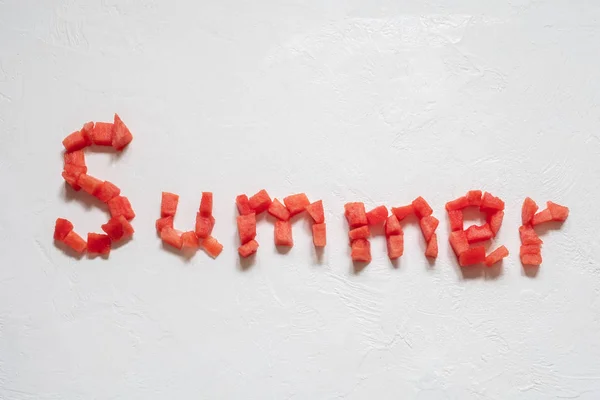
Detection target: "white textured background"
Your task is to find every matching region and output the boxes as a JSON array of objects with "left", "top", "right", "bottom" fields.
[{"left": 1, "top": 1, "right": 599, "bottom": 399}]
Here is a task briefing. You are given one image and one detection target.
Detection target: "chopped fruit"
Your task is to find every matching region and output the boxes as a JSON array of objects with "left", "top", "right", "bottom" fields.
[
  {"left": 101, "top": 215, "right": 134, "bottom": 241},
  {"left": 306, "top": 200, "right": 325, "bottom": 224},
  {"left": 249, "top": 189, "right": 272, "bottom": 214},
  {"left": 87, "top": 233, "right": 111, "bottom": 255},
  {"left": 201, "top": 236, "right": 223, "bottom": 258},
  {"left": 366, "top": 205, "right": 388, "bottom": 225},
  {"left": 236, "top": 194, "right": 254, "bottom": 215},
  {"left": 449, "top": 230, "right": 470, "bottom": 257},
  {"left": 283, "top": 193, "right": 310, "bottom": 216},
  {"left": 344, "top": 202, "right": 368, "bottom": 228},
  {"left": 446, "top": 196, "right": 468, "bottom": 211},
  {"left": 237, "top": 213, "right": 256, "bottom": 244},
  {"left": 155, "top": 216, "right": 174, "bottom": 233},
  {"left": 274, "top": 220, "right": 293, "bottom": 247},
  {"left": 267, "top": 198, "right": 290, "bottom": 221},
  {"left": 412, "top": 196, "right": 433, "bottom": 218},
  {"left": 199, "top": 192, "right": 213, "bottom": 217},
  {"left": 161, "top": 192, "right": 179, "bottom": 217},
  {"left": 63, "top": 163, "right": 87, "bottom": 177},
  {"left": 488, "top": 210, "right": 504, "bottom": 237},
  {"left": 520, "top": 244, "right": 542, "bottom": 256},
  {"left": 238, "top": 239, "right": 259, "bottom": 257},
  {"left": 448, "top": 209, "right": 463, "bottom": 231},
  {"left": 90, "top": 122, "right": 113, "bottom": 146},
  {"left": 521, "top": 253, "right": 542, "bottom": 266},
  {"left": 312, "top": 223, "right": 326, "bottom": 247},
  {"left": 161, "top": 227, "right": 182, "bottom": 250},
  {"left": 62, "top": 130, "right": 89, "bottom": 152},
  {"left": 54, "top": 218, "right": 74, "bottom": 241},
  {"left": 425, "top": 234, "right": 438, "bottom": 258},
  {"left": 387, "top": 234, "right": 404, "bottom": 259},
  {"left": 385, "top": 214, "right": 403, "bottom": 236},
  {"left": 547, "top": 201, "right": 569, "bottom": 222},
  {"left": 63, "top": 230, "right": 87, "bottom": 253},
  {"left": 519, "top": 225, "right": 543, "bottom": 245},
  {"left": 351, "top": 239, "right": 371, "bottom": 263},
  {"left": 349, "top": 225, "right": 370, "bottom": 241},
  {"left": 419, "top": 215, "right": 439, "bottom": 242},
  {"left": 195, "top": 214, "right": 216, "bottom": 239},
  {"left": 459, "top": 246, "right": 486, "bottom": 267},
  {"left": 64, "top": 150, "right": 86, "bottom": 167},
  {"left": 95, "top": 181, "right": 121, "bottom": 203},
  {"left": 465, "top": 224, "right": 493, "bottom": 243},
  {"left": 532, "top": 209, "right": 552, "bottom": 226},
  {"left": 521, "top": 197, "right": 539, "bottom": 225},
  {"left": 108, "top": 196, "right": 135, "bottom": 220},
  {"left": 466, "top": 190, "right": 483, "bottom": 206},
  {"left": 77, "top": 174, "right": 103, "bottom": 195},
  {"left": 62, "top": 171, "right": 80, "bottom": 190},
  {"left": 80, "top": 122, "right": 94, "bottom": 146},
  {"left": 112, "top": 113, "right": 133, "bottom": 151},
  {"left": 391, "top": 204, "right": 414, "bottom": 221},
  {"left": 485, "top": 246, "right": 509, "bottom": 267},
  {"left": 481, "top": 192, "right": 505, "bottom": 211},
  {"left": 181, "top": 231, "right": 200, "bottom": 249}
]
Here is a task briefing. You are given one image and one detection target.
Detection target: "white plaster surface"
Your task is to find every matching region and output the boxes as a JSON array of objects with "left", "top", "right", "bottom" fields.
[{"left": 1, "top": 0, "right": 600, "bottom": 398}]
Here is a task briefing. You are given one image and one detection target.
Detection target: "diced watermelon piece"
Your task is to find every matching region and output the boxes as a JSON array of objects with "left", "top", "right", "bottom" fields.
[
  {"left": 155, "top": 216, "right": 174, "bottom": 233},
  {"left": 521, "top": 253, "right": 542, "bottom": 266},
  {"left": 101, "top": 215, "right": 134, "bottom": 241},
  {"left": 351, "top": 239, "right": 371, "bottom": 263},
  {"left": 344, "top": 202, "right": 368, "bottom": 228},
  {"left": 237, "top": 213, "right": 256, "bottom": 244},
  {"left": 199, "top": 192, "right": 213, "bottom": 217},
  {"left": 481, "top": 192, "right": 505, "bottom": 211},
  {"left": 77, "top": 174, "right": 103, "bottom": 195},
  {"left": 80, "top": 121, "right": 94, "bottom": 144},
  {"left": 284, "top": 193, "right": 310, "bottom": 216},
  {"left": 366, "top": 205, "right": 388, "bottom": 225},
  {"left": 54, "top": 218, "right": 74, "bottom": 241},
  {"left": 112, "top": 113, "right": 133, "bottom": 151},
  {"left": 349, "top": 225, "right": 370, "bottom": 241},
  {"left": 64, "top": 150, "right": 86, "bottom": 168},
  {"left": 236, "top": 194, "right": 254, "bottom": 215},
  {"left": 466, "top": 190, "right": 482, "bottom": 206},
  {"left": 95, "top": 181, "right": 121, "bottom": 203},
  {"left": 63, "top": 163, "right": 87, "bottom": 177},
  {"left": 87, "top": 233, "right": 111, "bottom": 255},
  {"left": 386, "top": 234, "right": 404, "bottom": 259},
  {"left": 306, "top": 200, "right": 325, "bottom": 224},
  {"left": 449, "top": 230, "right": 470, "bottom": 257},
  {"left": 445, "top": 196, "right": 468, "bottom": 211},
  {"left": 249, "top": 189, "right": 272, "bottom": 214},
  {"left": 448, "top": 209, "right": 463, "bottom": 231},
  {"left": 465, "top": 223, "right": 493, "bottom": 243},
  {"left": 425, "top": 234, "right": 438, "bottom": 258},
  {"left": 267, "top": 198, "right": 290, "bottom": 221},
  {"left": 419, "top": 215, "right": 439, "bottom": 242},
  {"left": 201, "top": 236, "right": 223, "bottom": 258},
  {"left": 90, "top": 122, "right": 113, "bottom": 146},
  {"left": 459, "top": 246, "right": 486, "bottom": 267},
  {"left": 532, "top": 208, "right": 552, "bottom": 226},
  {"left": 181, "top": 231, "right": 200, "bottom": 249},
  {"left": 62, "top": 130, "right": 89, "bottom": 152},
  {"left": 274, "top": 220, "right": 293, "bottom": 247},
  {"left": 108, "top": 196, "right": 135, "bottom": 221},
  {"left": 312, "top": 223, "right": 326, "bottom": 247},
  {"left": 391, "top": 204, "right": 414, "bottom": 221},
  {"left": 547, "top": 201, "right": 569, "bottom": 222},
  {"left": 238, "top": 239, "right": 259, "bottom": 257},
  {"left": 520, "top": 244, "right": 542, "bottom": 256},
  {"left": 63, "top": 230, "right": 87, "bottom": 253},
  {"left": 195, "top": 213, "right": 216, "bottom": 239},
  {"left": 160, "top": 192, "right": 178, "bottom": 217},
  {"left": 519, "top": 225, "right": 543, "bottom": 245},
  {"left": 385, "top": 214, "right": 403, "bottom": 236},
  {"left": 161, "top": 226, "right": 182, "bottom": 250},
  {"left": 484, "top": 245, "right": 509, "bottom": 267},
  {"left": 62, "top": 170, "right": 81, "bottom": 190},
  {"left": 412, "top": 196, "right": 433, "bottom": 219},
  {"left": 488, "top": 210, "right": 504, "bottom": 237},
  {"left": 521, "top": 197, "right": 539, "bottom": 225}
]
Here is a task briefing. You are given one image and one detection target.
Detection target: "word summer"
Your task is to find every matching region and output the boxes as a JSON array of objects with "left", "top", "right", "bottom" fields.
[{"left": 54, "top": 115, "right": 570, "bottom": 267}]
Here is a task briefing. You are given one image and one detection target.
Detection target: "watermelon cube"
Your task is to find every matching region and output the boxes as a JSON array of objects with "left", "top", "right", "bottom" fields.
[
  {"left": 344, "top": 202, "right": 368, "bottom": 228},
  {"left": 386, "top": 234, "right": 404, "bottom": 259},
  {"left": 237, "top": 213, "right": 256, "bottom": 244},
  {"left": 63, "top": 150, "right": 86, "bottom": 168},
  {"left": 267, "top": 198, "right": 290, "bottom": 221},
  {"left": 448, "top": 209, "right": 463, "bottom": 231},
  {"left": 238, "top": 239, "right": 259, "bottom": 257},
  {"left": 520, "top": 244, "right": 542, "bottom": 256},
  {"left": 95, "top": 181, "right": 121, "bottom": 203},
  {"left": 283, "top": 193, "right": 310, "bottom": 216},
  {"left": 306, "top": 200, "right": 325, "bottom": 224},
  {"left": 366, "top": 205, "right": 388, "bottom": 225},
  {"left": 391, "top": 204, "right": 414, "bottom": 221},
  {"left": 412, "top": 196, "right": 433, "bottom": 219},
  {"left": 481, "top": 192, "right": 505, "bottom": 211},
  {"left": 547, "top": 201, "right": 569, "bottom": 222},
  {"left": 351, "top": 239, "right": 371, "bottom": 263},
  {"left": 62, "top": 130, "right": 89, "bottom": 152},
  {"left": 459, "top": 245, "right": 486, "bottom": 267},
  {"left": 195, "top": 213, "right": 216, "bottom": 239},
  {"left": 445, "top": 196, "right": 468, "bottom": 211},
  {"left": 274, "top": 220, "right": 293, "bottom": 247},
  {"left": 419, "top": 215, "right": 439, "bottom": 242},
  {"left": 161, "top": 226, "right": 182, "bottom": 250},
  {"left": 54, "top": 218, "right": 74, "bottom": 241},
  {"left": 108, "top": 196, "right": 135, "bottom": 221},
  {"left": 62, "top": 165, "right": 87, "bottom": 190},
  {"left": 521, "top": 197, "right": 539, "bottom": 225},
  {"left": 80, "top": 121, "right": 94, "bottom": 146},
  {"left": 249, "top": 189, "right": 272, "bottom": 214},
  {"left": 199, "top": 192, "right": 213, "bottom": 217},
  {"left": 101, "top": 215, "right": 134, "bottom": 241},
  {"left": 90, "top": 122, "right": 113, "bottom": 146},
  {"left": 87, "top": 233, "right": 111, "bottom": 255},
  {"left": 349, "top": 225, "right": 370, "bottom": 241},
  {"left": 112, "top": 114, "right": 133, "bottom": 151},
  {"left": 521, "top": 253, "right": 542, "bottom": 266},
  {"left": 385, "top": 214, "right": 403, "bottom": 236},
  {"left": 519, "top": 224, "right": 543, "bottom": 245},
  {"left": 532, "top": 208, "right": 552, "bottom": 226},
  {"left": 156, "top": 216, "right": 174, "bottom": 234},
  {"left": 201, "top": 236, "right": 223, "bottom": 258},
  {"left": 484, "top": 245, "right": 509, "bottom": 267},
  {"left": 466, "top": 190, "right": 482, "bottom": 206},
  {"left": 425, "top": 234, "right": 438, "bottom": 259},
  {"left": 161, "top": 192, "right": 179, "bottom": 217},
  {"left": 488, "top": 210, "right": 504, "bottom": 237},
  {"left": 77, "top": 174, "right": 103, "bottom": 196},
  {"left": 465, "top": 223, "right": 493, "bottom": 243},
  {"left": 63, "top": 230, "right": 87, "bottom": 253},
  {"left": 449, "top": 230, "right": 469, "bottom": 257},
  {"left": 236, "top": 194, "right": 254, "bottom": 216},
  {"left": 312, "top": 223, "right": 326, "bottom": 247},
  {"left": 181, "top": 231, "right": 200, "bottom": 249}
]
